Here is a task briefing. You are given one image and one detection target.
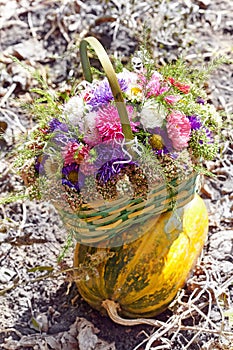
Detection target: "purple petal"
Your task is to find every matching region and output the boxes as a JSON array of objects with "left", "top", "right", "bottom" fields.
[
  {"left": 188, "top": 115, "right": 202, "bottom": 130},
  {"left": 49, "top": 118, "right": 69, "bottom": 133}
]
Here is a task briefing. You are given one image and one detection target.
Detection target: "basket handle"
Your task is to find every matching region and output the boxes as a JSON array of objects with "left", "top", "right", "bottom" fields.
[{"left": 79, "top": 36, "right": 134, "bottom": 141}]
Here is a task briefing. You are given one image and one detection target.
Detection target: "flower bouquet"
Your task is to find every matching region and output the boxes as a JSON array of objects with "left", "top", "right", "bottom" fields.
[
  {"left": 16, "top": 36, "right": 221, "bottom": 248},
  {"left": 8, "top": 36, "right": 223, "bottom": 321}
]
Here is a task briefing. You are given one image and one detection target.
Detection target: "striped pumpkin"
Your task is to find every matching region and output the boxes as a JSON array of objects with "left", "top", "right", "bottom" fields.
[{"left": 73, "top": 194, "right": 208, "bottom": 318}]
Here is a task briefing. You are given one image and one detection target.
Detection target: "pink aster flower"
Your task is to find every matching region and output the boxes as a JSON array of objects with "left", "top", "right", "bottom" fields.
[
  {"left": 164, "top": 95, "right": 181, "bottom": 104},
  {"left": 166, "top": 111, "right": 191, "bottom": 151},
  {"left": 138, "top": 72, "right": 169, "bottom": 98},
  {"left": 63, "top": 141, "right": 90, "bottom": 166},
  {"left": 146, "top": 77, "right": 161, "bottom": 97},
  {"left": 96, "top": 104, "right": 139, "bottom": 142}
]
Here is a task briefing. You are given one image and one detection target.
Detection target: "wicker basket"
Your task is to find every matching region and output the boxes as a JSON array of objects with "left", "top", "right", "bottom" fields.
[
  {"left": 55, "top": 172, "right": 197, "bottom": 246},
  {"left": 54, "top": 37, "right": 198, "bottom": 247}
]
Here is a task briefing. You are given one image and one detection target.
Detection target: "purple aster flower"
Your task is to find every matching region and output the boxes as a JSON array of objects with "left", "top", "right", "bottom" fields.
[
  {"left": 87, "top": 78, "right": 128, "bottom": 109},
  {"left": 62, "top": 163, "right": 85, "bottom": 191},
  {"left": 196, "top": 96, "right": 205, "bottom": 105},
  {"left": 96, "top": 158, "right": 137, "bottom": 184},
  {"left": 188, "top": 115, "right": 202, "bottom": 130},
  {"left": 49, "top": 118, "right": 69, "bottom": 133},
  {"left": 35, "top": 154, "right": 48, "bottom": 175}
]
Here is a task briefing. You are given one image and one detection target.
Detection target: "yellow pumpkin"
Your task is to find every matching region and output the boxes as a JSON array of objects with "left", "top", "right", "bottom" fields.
[{"left": 73, "top": 194, "right": 208, "bottom": 318}]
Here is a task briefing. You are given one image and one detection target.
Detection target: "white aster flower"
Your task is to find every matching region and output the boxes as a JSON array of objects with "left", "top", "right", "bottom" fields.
[
  {"left": 83, "top": 112, "right": 96, "bottom": 133},
  {"left": 117, "top": 68, "right": 138, "bottom": 85},
  {"left": 83, "top": 112, "right": 101, "bottom": 146},
  {"left": 140, "top": 100, "right": 167, "bottom": 130},
  {"left": 63, "top": 95, "right": 86, "bottom": 130}
]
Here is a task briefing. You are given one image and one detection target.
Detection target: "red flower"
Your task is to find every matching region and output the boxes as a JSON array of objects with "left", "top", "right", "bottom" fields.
[
  {"left": 38, "top": 127, "right": 49, "bottom": 134},
  {"left": 83, "top": 92, "right": 92, "bottom": 102},
  {"left": 168, "top": 77, "right": 190, "bottom": 94}
]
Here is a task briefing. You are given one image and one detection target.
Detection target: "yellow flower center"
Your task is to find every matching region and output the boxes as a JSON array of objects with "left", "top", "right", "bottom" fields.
[
  {"left": 131, "top": 87, "right": 142, "bottom": 95},
  {"left": 150, "top": 134, "right": 164, "bottom": 150},
  {"left": 68, "top": 170, "right": 79, "bottom": 183}
]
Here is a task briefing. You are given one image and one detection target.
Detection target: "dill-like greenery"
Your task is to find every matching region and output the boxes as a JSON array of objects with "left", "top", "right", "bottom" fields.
[
  {"left": 0, "top": 193, "right": 28, "bottom": 205},
  {"left": 160, "top": 56, "right": 230, "bottom": 91}
]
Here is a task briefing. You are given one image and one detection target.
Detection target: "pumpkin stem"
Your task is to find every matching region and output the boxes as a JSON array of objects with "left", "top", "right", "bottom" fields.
[{"left": 102, "top": 300, "right": 164, "bottom": 327}]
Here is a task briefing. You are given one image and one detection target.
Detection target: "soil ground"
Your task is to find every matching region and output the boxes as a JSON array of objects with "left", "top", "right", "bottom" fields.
[{"left": 0, "top": 1, "right": 232, "bottom": 349}]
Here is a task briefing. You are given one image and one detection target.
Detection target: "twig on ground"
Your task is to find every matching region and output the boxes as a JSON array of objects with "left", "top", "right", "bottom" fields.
[
  {"left": 0, "top": 108, "right": 27, "bottom": 133},
  {"left": 133, "top": 257, "right": 233, "bottom": 350},
  {"left": 27, "top": 11, "right": 38, "bottom": 40},
  {"left": 0, "top": 328, "right": 22, "bottom": 338},
  {"left": 17, "top": 202, "right": 27, "bottom": 234},
  {"left": 0, "top": 83, "right": 17, "bottom": 107}
]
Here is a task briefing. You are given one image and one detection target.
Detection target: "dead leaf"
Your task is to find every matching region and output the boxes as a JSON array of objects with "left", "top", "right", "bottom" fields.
[
  {"left": 0, "top": 121, "right": 8, "bottom": 133},
  {"left": 76, "top": 318, "right": 116, "bottom": 350},
  {"left": 5, "top": 39, "right": 47, "bottom": 61}
]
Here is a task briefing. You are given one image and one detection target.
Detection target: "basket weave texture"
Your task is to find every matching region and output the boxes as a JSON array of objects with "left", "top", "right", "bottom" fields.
[{"left": 55, "top": 172, "right": 197, "bottom": 245}]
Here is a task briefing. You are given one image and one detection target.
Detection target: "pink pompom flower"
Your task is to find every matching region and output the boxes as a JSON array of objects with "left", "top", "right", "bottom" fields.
[
  {"left": 96, "top": 104, "right": 139, "bottom": 142},
  {"left": 166, "top": 111, "right": 191, "bottom": 151}
]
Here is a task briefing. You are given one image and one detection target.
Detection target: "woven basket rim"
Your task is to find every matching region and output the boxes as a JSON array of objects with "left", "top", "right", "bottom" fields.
[{"left": 55, "top": 172, "right": 197, "bottom": 214}]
